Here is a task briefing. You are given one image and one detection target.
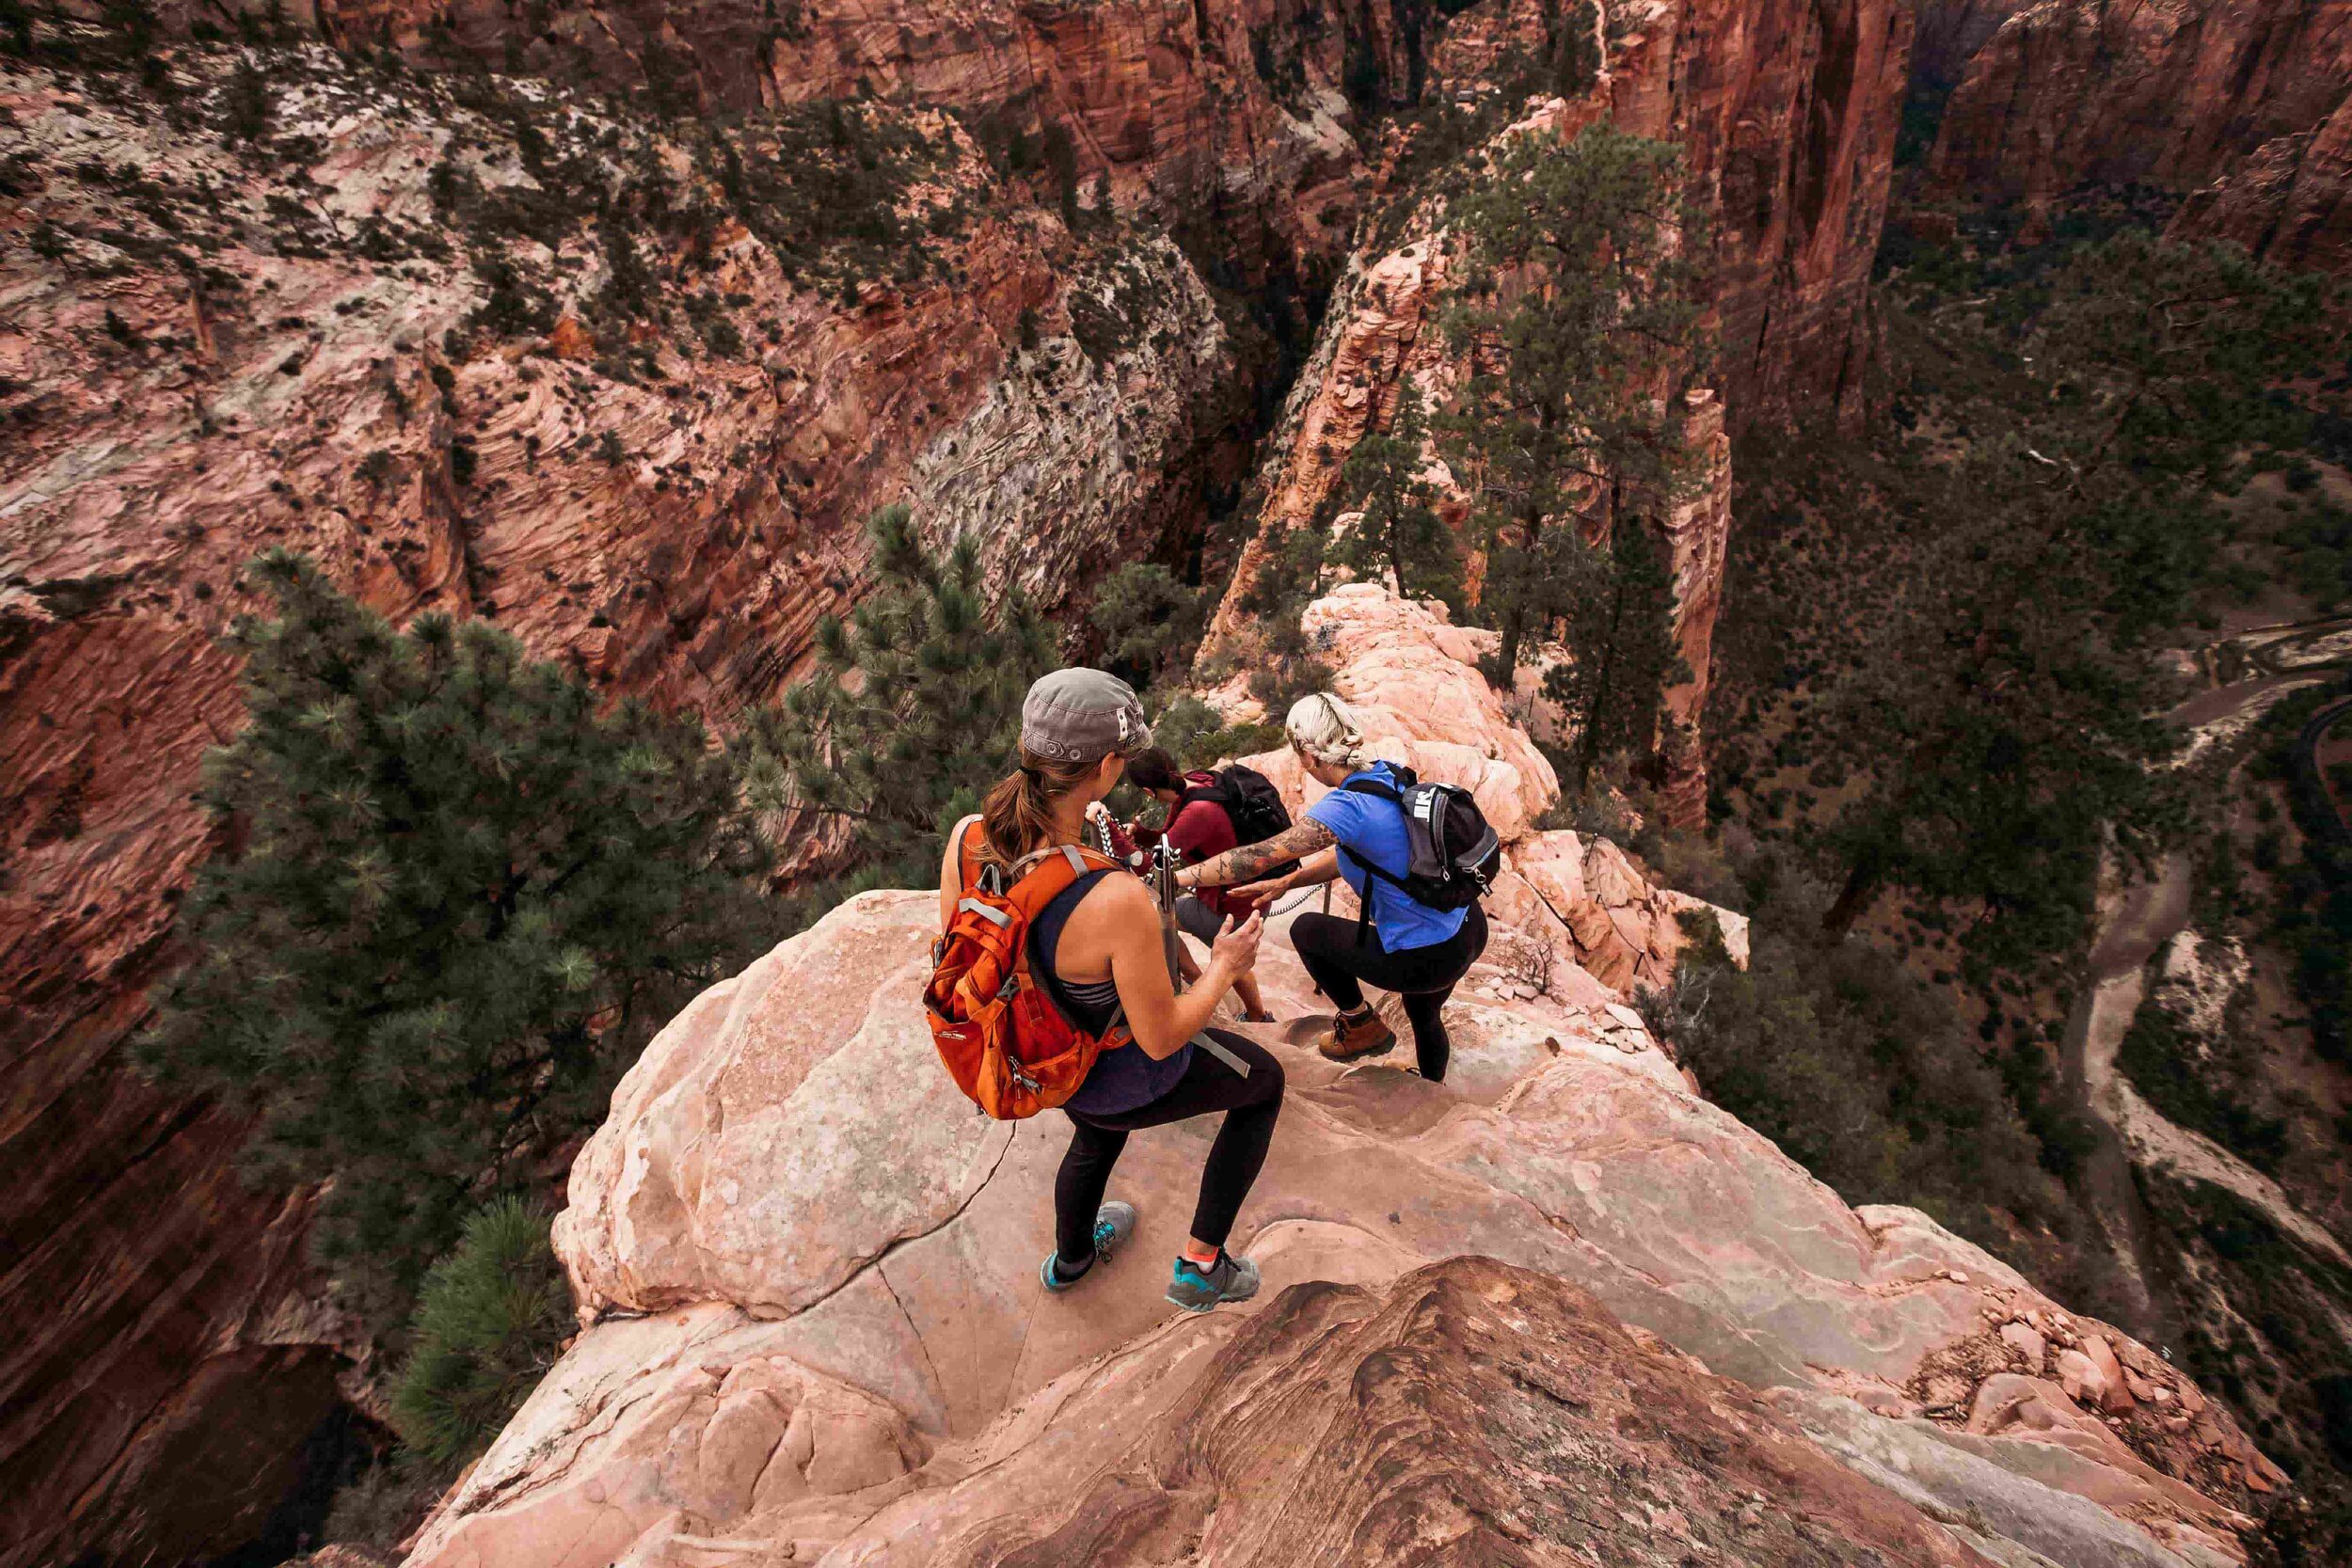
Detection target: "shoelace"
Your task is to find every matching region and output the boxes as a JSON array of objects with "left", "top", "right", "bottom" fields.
[{"left": 1092, "top": 1217, "right": 1120, "bottom": 1262}]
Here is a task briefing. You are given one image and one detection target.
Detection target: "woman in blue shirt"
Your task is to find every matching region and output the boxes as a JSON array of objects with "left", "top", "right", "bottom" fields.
[{"left": 1176, "top": 693, "right": 1490, "bottom": 1080}]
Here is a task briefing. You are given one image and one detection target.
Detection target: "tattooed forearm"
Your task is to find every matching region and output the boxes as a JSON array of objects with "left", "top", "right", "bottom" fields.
[{"left": 1186, "top": 819, "right": 1337, "bottom": 888}]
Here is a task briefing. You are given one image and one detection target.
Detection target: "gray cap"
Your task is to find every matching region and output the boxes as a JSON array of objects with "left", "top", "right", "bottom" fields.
[{"left": 1022, "top": 668, "right": 1151, "bottom": 763}]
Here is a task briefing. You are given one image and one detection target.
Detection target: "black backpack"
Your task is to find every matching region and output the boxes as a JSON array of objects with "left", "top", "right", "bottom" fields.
[
  {"left": 1338, "top": 766, "right": 1501, "bottom": 942},
  {"left": 1180, "top": 765, "right": 1300, "bottom": 880},
  {"left": 1182, "top": 764, "right": 1294, "bottom": 847}
]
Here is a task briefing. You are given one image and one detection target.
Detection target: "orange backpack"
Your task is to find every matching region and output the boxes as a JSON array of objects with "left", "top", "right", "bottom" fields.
[{"left": 925, "top": 822, "right": 1131, "bottom": 1119}]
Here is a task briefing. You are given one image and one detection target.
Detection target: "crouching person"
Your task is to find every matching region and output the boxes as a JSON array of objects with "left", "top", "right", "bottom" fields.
[
  {"left": 1123, "top": 747, "right": 1280, "bottom": 1022},
  {"left": 1175, "top": 693, "right": 1489, "bottom": 1083},
  {"left": 937, "top": 670, "right": 1285, "bottom": 1311}
]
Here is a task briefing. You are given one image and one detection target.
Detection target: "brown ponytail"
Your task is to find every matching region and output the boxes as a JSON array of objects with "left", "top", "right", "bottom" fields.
[{"left": 979, "top": 746, "right": 1105, "bottom": 870}]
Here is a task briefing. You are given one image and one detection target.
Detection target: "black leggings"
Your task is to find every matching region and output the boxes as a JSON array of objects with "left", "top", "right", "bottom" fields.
[
  {"left": 1291, "top": 905, "right": 1489, "bottom": 1081},
  {"left": 1055, "top": 1029, "right": 1284, "bottom": 1263}
]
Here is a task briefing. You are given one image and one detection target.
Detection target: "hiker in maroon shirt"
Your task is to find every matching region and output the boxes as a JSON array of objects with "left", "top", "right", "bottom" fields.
[{"left": 1127, "top": 749, "right": 1277, "bottom": 1022}]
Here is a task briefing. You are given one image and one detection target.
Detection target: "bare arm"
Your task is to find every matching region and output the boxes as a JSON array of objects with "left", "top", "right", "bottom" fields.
[
  {"left": 1088, "top": 876, "right": 1263, "bottom": 1058},
  {"left": 1288, "top": 846, "right": 1343, "bottom": 886},
  {"left": 1178, "top": 817, "right": 1337, "bottom": 890},
  {"left": 1230, "top": 846, "right": 1341, "bottom": 909},
  {"left": 938, "top": 814, "right": 981, "bottom": 930}
]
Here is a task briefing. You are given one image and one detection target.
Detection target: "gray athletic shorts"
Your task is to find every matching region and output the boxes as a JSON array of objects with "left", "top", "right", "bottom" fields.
[{"left": 1174, "top": 894, "right": 1226, "bottom": 944}]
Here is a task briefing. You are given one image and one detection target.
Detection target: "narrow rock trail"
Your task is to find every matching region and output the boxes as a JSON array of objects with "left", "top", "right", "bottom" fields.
[
  {"left": 2062, "top": 853, "right": 2196, "bottom": 1337},
  {"left": 408, "top": 588, "right": 2285, "bottom": 1568},
  {"left": 2070, "top": 854, "right": 2349, "bottom": 1274}
]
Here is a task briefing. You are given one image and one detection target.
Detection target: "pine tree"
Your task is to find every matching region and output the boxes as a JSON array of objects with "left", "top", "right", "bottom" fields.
[
  {"left": 1815, "top": 234, "right": 2342, "bottom": 960},
  {"left": 739, "top": 505, "right": 1058, "bottom": 888},
  {"left": 390, "top": 1196, "right": 570, "bottom": 1468},
  {"left": 1438, "top": 120, "right": 1706, "bottom": 679},
  {"left": 1089, "top": 562, "right": 1203, "bottom": 687},
  {"left": 1543, "top": 517, "right": 1689, "bottom": 792},
  {"left": 1235, "top": 523, "right": 1329, "bottom": 656},
  {"left": 136, "top": 550, "right": 774, "bottom": 1329},
  {"left": 1327, "top": 381, "right": 1463, "bottom": 611}
]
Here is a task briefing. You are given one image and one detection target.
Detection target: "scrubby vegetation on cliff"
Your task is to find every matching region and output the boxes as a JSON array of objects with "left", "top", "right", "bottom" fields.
[
  {"left": 1645, "top": 890, "right": 2071, "bottom": 1260},
  {"left": 738, "top": 506, "right": 1059, "bottom": 900},
  {"left": 1438, "top": 121, "right": 1705, "bottom": 686},
  {"left": 389, "top": 1196, "right": 571, "bottom": 1467},
  {"left": 135, "top": 553, "right": 777, "bottom": 1330},
  {"left": 1203, "top": 119, "right": 1705, "bottom": 798},
  {"left": 1694, "top": 174, "right": 2352, "bottom": 1558}
]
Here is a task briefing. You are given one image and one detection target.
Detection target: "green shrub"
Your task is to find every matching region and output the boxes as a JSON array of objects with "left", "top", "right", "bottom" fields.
[
  {"left": 1246, "top": 653, "right": 1332, "bottom": 724},
  {"left": 1644, "top": 892, "right": 2070, "bottom": 1261},
  {"left": 2114, "top": 996, "right": 2288, "bottom": 1171},
  {"left": 1090, "top": 562, "right": 1202, "bottom": 686},
  {"left": 137, "top": 552, "right": 773, "bottom": 1330},
  {"left": 389, "top": 1197, "right": 570, "bottom": 1468},
  {"left": 1152, "top": 694, "right": 1284, "bottom": 768},
  {"left": 738, "top": 506, "right": 1057, "bottom": 889}
]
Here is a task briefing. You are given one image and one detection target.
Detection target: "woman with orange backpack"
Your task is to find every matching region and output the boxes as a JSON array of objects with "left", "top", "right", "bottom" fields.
[{"left": 936, "top": 670, "right": 1283, "bottom": 1313}]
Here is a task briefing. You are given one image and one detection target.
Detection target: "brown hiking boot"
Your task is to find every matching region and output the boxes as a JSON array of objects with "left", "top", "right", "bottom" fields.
[{"left": 1318, "top": 1006, "right": 1396, "bottom": 1062}]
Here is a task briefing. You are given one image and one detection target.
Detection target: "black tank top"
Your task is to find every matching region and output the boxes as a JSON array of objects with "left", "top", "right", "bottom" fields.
[
  {"left": 1030, "top": 870, "right": 1120, "bottom": 1034},
  {"left": 1029, "top": 868, "right": 1193, "bottom": 1115}
]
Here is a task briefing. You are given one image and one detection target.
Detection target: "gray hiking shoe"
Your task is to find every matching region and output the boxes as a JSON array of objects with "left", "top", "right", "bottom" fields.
[
  {"left": 1041, "top": 1200, "right": 1138, "bottom": 1292},
  {"left": 1166, "top": 1250, "right": 1260, "bottom": 1313}
]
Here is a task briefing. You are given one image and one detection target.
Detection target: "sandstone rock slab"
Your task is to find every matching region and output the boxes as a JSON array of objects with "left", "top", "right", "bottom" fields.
[{"left": 419, "top": 883, "right": 2276, "bottom": 1568}]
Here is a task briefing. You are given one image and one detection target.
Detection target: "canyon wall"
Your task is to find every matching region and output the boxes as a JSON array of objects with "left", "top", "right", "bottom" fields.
[
  {"left": 172, "top": 0, "right": 1418, "bottom": 296},
  {"left": 183, "top": 0, "right": 1911, "bottom": 415},
  {"left": 8, "top": 0, "right": 1900, "bottom": 1554},
  {"left": 0, "top": 40, "right": 1248, "bottom": 1565},
  {"left": 1925, "top": 0, "right": 2352, "bottom": 268},
  {"left": 1207, "top": 0, "right": 1901, "bottom": 816},
  {"left": 2169, "top": 95, "right": 2352, "bottom": 274}
]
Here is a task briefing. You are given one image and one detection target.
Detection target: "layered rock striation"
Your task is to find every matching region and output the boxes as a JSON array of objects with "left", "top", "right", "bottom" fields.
[
  {"left": 2169, "top": 94, "right": 2352, "bottom": 273},
  {"left": 408, "top": 588, "right": 2279, "bottom": 1568},
  {"left": 0, "top": 0, "right": 2006, "bottom": 1549},
  {"left": 1206, "top": 0, "right": 1907, "bottom": 816},
  {"left": 215, "top": 0, "right": 1407, "bottom": 289},
  {"left": 0, "top": 41, "right": 1238, "bottom": 1565}
]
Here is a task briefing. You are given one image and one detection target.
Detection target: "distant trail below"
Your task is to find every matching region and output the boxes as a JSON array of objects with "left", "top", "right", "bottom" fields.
[
  {"left": 2293, "top": 694, "right": 2352, "bottom": 840},
  {"left": 2058, "top": 617, "right": 2352, "bottom": 1340},
  {"left": 2070, "top": 853, "right": 2349, "bottom": 1270}
]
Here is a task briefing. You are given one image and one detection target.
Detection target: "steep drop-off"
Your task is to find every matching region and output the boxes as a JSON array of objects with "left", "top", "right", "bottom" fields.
[
  {"left": 406, "top": 586, "right": 2281, "bottom": 1568},
  {"left": 0, "top": 40, "right": 1245, "bottom": 1567},
  {"left": 7, "top": 0, "right": 1905, "bottom": 1554},
  {"left": 1213, "top": 0, "right": 1909, "bottom": 816}
]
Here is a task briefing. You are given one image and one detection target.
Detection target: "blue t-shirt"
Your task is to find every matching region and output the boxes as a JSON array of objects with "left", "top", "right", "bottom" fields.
[{"left": 1306, "top": 763, "right": 1470, "bottom": 952}]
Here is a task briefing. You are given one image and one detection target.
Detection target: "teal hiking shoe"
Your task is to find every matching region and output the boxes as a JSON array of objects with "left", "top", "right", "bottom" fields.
[
  {"left": 1041, "top": 1200, "right": 1138, "bottom": 1292},
  {"left": 1166, "top": 1250, "right": 1260, "bottom": 1313}
]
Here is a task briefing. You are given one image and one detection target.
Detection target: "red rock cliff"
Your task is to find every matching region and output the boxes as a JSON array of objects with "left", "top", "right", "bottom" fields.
[
  {"left": 7, "top": 0, "right": 1906, "bottom": 1555},
  {"left": 1928, "top": 0, "right": 2352, "bottom": 268},
  {"left": 0, "top": 39, "right": 1244, "bottom": 1564},
  {"left": 183, "top": 0, "right": 1422, "bottom": 293},
  {"left": 1207, "top": 0, "right": 1908, "bottom": 816}
]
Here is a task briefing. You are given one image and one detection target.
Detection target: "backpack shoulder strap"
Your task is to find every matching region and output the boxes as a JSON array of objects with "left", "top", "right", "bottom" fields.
[
  {"left": 1001, "top": 843, "right": 1119, "bottom": 912},
  {"left": 1331, "top": 773, "right": 1414, "bottom": 946},
  {"left": 955, "top": 815, "right": 1000, "bottom": 890},
  {"left": 1338, "top": 845, "right": 1415, "bottom": 891}
]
